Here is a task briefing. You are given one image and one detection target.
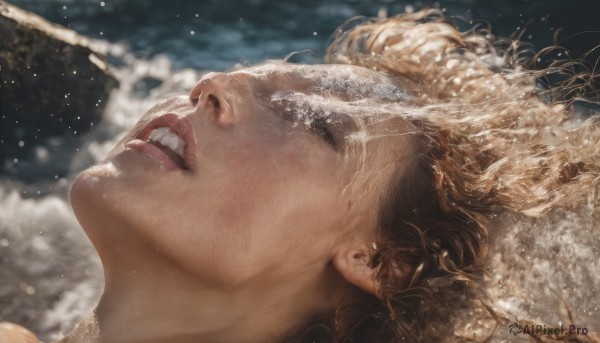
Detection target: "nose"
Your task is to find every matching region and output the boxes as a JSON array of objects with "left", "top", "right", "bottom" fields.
[{"left": 189, "top": 72, "right": 236, "bottom": 126}]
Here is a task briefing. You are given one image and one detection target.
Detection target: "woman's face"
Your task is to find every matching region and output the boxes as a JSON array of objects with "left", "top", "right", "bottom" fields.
[{"left": 71, "top": 62, "right": 415, "bottom": 287}]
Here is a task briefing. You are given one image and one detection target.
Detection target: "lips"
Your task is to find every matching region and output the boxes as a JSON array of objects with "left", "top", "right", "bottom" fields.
[{"left": 125, "top": 113, "right": 197, "bottom": 171}]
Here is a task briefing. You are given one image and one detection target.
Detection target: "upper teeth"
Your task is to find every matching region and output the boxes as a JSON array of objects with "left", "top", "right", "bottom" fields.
[{"left": 148, "top": 127, "right": 186, "bottom": 157}]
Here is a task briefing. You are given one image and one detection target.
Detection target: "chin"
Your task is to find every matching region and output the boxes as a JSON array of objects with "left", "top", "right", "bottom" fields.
[
  {"left": 71, "top": 163, "right": 117, "bottom": 221},
  {"left": 71, "top": 146, "right": 161, "bottom": 206},
  {"left": 70, "top": 161, "right": 142, "bottom": 242},
  {"left": 70, "top": 158, "right": 175, "bottom": 249},
  {"left": 71, "top": 161, "right": 124, "bottom": 207}
]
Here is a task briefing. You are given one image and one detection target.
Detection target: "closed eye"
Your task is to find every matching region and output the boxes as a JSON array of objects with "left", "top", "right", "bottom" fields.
[
  {"left": 309, "top": 118, "right": 337, "bottom": 149},
  {"left": 277, "top": 105, "right": 339, "bottom": 150}
]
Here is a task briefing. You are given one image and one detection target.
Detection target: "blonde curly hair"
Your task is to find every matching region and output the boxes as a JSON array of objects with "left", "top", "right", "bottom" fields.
[{"left": 294, "top": 9, "right": 600, "bottom": 343}]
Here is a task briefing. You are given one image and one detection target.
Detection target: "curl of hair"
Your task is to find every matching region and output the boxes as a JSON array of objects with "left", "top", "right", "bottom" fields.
[{"left": 296, "top": 8, "right": 600, "bottom": 343}]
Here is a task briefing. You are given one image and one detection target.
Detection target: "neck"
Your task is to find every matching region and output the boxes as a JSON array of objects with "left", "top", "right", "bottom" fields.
[{"left": 59, "top": 247, "right": 342, "bottom": 343}]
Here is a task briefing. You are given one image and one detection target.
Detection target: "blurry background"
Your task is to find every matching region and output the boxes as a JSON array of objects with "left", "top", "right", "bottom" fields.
[
  {"left": 7, "top": 0, "right": 600, "bottom": 71},
  {"left": 0, "top": 0, "right": 599, "bottom": 341}
]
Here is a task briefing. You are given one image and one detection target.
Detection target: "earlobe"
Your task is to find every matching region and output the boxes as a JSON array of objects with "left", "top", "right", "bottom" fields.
[{"left": 333, "top": 245, "right": 383, "bottom": 300}]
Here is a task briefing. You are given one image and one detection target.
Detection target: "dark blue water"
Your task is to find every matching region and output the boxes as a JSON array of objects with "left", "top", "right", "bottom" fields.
[{"left": 8, "top": 0, "right": 600, "bottom": 72}]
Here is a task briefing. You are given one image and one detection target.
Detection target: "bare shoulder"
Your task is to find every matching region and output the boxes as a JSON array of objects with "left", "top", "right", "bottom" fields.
[{"left": 0, "top": 322, "right": 42, "bottom": 343}]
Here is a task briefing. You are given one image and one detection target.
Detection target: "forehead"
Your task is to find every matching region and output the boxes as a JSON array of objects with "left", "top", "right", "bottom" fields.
[{"left": 233, "top": 61, "right": 410, "bottom": 103}]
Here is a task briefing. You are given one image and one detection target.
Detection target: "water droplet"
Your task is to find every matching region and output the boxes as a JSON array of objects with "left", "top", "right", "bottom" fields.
[
  {"left": 313, "top": 31, "right": 317, "bottom": 36},
  {"left": 190, "top": 30, "right": 195, "bottom": 35},
  {"left": 25, "top": 285, "right": 36, "bottom": 295},
  {"left": 18, "top": 140, "right": 24, "bottom": 147},
  {"left": 62, "top": 5, "right": 67, "bottom": 10},
  {"left": 100, "top": 1, "right": 105, "bottom": 6}
]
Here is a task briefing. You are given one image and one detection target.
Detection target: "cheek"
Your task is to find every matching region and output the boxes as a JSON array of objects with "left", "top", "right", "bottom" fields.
[
  {"left": 209, "top": 138, "right": 342, "bottom": 231},
  {"left": 219, "top": 140, "right": 324, "bottom": 221},
  {"left": 223, "top": 134, "right": 331, "bottom": 176}
]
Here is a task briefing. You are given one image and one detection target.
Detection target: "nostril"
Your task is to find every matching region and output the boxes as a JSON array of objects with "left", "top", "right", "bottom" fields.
[
  {"left": 207, "top": 94, "right": 220, "bottom": 110},
  {"left": 189, "top": 77, "right": 234, "bottom": 125}
]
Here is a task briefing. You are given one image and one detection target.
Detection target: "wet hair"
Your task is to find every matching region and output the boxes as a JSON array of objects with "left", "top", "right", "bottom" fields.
[{"left": 297, "top": 9, "right": 600, "bottom": 343}]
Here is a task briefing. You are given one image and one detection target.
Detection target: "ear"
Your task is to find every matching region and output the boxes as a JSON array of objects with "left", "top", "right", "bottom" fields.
[{"left": 332, "top": 244, "right": 382, "bottom": 300}]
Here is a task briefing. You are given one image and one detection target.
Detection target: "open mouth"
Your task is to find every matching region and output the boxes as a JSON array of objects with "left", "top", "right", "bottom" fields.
[
  {"left": 147, "top": 127, "right": 187, "bottom": 169},
  {"left": 125, "top": 114, "right": 196, "bottom": 171}
]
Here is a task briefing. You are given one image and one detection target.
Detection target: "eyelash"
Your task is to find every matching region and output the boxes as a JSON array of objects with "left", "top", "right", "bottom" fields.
[
  {"left": 309, "top": 118, "right": 337, "bottom": 149},
  {"left": 280, "top": 107, "right": 337, "bottom": 149}
]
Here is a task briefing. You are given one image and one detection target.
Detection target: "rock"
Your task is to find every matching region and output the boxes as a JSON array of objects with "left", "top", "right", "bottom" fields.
[{"left": 0, "top": 1, "right": 118, "bottom": 179}]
